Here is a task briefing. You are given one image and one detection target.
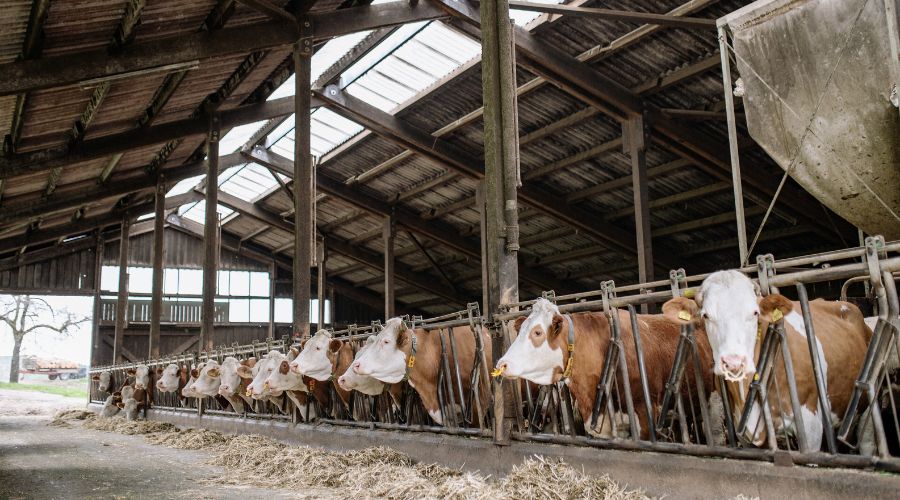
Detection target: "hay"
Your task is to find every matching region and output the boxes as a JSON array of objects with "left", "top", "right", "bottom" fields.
[
  {"left": 83, "top": 416, "right": 176, "bottom": 435},
  {"left": 499, "top": 456, "right": 648, "bottom": 500},
  {"left": 48, "top": 409, "right": 96, "bottom": 427},
  {"left": 147, "top": 428, "right": 230, "bottom": 450}
]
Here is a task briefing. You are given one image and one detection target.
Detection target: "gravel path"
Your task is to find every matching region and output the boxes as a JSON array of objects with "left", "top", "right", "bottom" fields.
[{"left": 0, "top": 389, "right": 330, "bottom": 499}]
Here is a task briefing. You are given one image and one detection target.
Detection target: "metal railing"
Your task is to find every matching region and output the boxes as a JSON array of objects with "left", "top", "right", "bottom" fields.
[{"left": 87, "top": 238, "right": 900, "bottom": 471}]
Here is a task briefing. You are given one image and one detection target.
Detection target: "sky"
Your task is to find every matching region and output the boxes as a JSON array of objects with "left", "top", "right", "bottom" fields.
[{"left": 0, "top": 295, "right": 94, "bottom": 366}]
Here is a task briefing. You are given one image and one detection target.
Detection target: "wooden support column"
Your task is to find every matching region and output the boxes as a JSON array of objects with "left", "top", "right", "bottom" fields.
[
  {"left": 201, "top": 116, "right": 220, "bottom": 352},
  {"left": 317, "top": 240, "right": 326, "bottom": 329},
  {"left": 293, "top": 34, "right": 313, "bottom": 339},
  {"left": 480, "top": 0, "right": 520, "bottom": 444},
  {"left": 383, "top": 215, "right": 395, "bottom": 318},
  {"left": 148, "top": 175, "right": 165, "bottom": 358},
  {"left": 626, "top": 115, "right": 653, "bottom": 313},
  {"left": 268, "top": 260, "right": 276, "bottom": 338},
  {"left": 113, "top": 216, "right": 131, "bottom": 364},
  {"left": 89, "top": 232, "right": 103, "bottom": 375}
]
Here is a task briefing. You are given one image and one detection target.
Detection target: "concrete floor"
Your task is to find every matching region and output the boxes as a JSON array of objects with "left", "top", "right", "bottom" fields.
[{"left": 0, "top": 389, "right": 325, "bottom": 499}]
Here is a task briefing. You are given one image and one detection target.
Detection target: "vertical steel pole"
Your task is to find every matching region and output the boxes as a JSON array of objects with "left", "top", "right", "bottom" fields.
[
  {"left": 383, "top": 215, "right": 395, "bottom": 318},
  {"left": 149, "top": 175, "right": 166, "bottom": 358},
  {"left": 317, "top": 240, "right": 326, "bottom": 329},
  {"left": 481, "top": 0, "right": 520, "bottom": 444},
  {"left": 718, "top": 24, "right": 748, "bottom": 265},
  {"left": 627, "top": 115, "right": 653, "bottom": 312},
  {"left": 201, "top": 115, "right": 219, "bottom": 353},
  {"left": 293, "top": 33, "right": 313, "bottom": 339},
  {"left": 113, "top": 216, "right": 131, "bottom": 363}
]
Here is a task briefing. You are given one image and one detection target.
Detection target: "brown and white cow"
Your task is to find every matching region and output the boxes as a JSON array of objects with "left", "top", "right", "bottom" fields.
[
  {"left": 181, "top": 363, "right": 205, "bottom": 399},
  {"left": 117, "top": 385, "right": 143, "bottom": 420},
  {"left": 352, "top": 317, "right": 492, "bottom": 425},
  {"left": 155, "top": 364, "right": 188, "bottom": 395},
  {"left": 337, "top": 337, "right": 386, "bottom": 396},
  {"left": 100, "top": 393, "right": 122, "bottom": 418},
  {"left": 495, "top": 297, "right": 715, "bottom": 439},
  {"left": 663, "top": 270, "right": 871, "bottom": 450},
  {"left": 92, "top": 371, "right": 115, "bottom": 394},
  {"left": 290, "top": 330, "right": 354, "bottom": 410}
]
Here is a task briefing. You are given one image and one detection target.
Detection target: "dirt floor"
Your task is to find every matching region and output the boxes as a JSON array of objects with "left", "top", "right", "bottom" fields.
[{"left": 0, "top": 389, "right": 329, "bottom": 499}]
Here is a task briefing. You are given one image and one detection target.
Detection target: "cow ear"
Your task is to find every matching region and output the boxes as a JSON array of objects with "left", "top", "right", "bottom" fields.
[
  {"left": 662, "top": 297, "right": 699, "bottom": 325},
  {"left": 289, "top": 347, "right": 299, "bottom": 360},
  {"left": 759, "top": 294, "right": 792, "bottom": 323},
  {"left": 190, "top": 369, "right": 199, "bottom": 378},
  {"left": 155, "top": 368, "right": 164, "bottom": 376},
  {"left": 396, "top": 328, "right": 409, "bottom": 348},
  {"left": 244, "top": 357, "right": 257, "bottom": 368},
  {"left": 279, "top": 360, "right": 290, "bottom": 375},
  {"left": 91, "top": 375, "right": 100, "bottom": 381},
  {"left": 512, "top": 316, "right": 527, "bottom": 334},
  {"left": 236, "top": 365, "right": 253, "bottom": 379},
  {"left": 126, "top": 369, "right": 136, "bottom": 376},
  {"left": 329, "top": 339, "right": 342, "bottom": 353},
  {"left": 549, "top": 314, "right": 565, "bottom": 338},
  {"left": 207, "top": 367, "right": 220, "bottom": 378}
]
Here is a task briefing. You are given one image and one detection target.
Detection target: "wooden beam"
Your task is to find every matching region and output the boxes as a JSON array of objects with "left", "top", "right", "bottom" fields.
[
  {"left": 114, "top": 217, "right": 131, "bottom": 363},
  {"left": 103, "top": 336, "right": 137, "bottom": 363},
  {"left": 294, "top": 39, "right": 313, "bottom": 338},
  {"left": 0, "top": 2, "right": 448, "bottom": 96},
  {"left": 237, "top": 0, "right": 295, "bottom": 22},
  {"left": 383, "top": 216, "right": 395, "bottom": 317},
  {"left": 506, "top": 1, "right": 716, "bottom": 30},
  {"left": 201, "top": 118, "right": 220, "bottom": 352},
  {"left": 149, "top": 177, "right": 165, "bottom": 359}
]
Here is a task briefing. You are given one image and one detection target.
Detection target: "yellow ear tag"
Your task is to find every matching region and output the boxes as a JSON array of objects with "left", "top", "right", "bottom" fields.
[
  {"left": 772, "top": 309, "right": 784, "bottom": 322},
  {"left": 491, "top": 366, "right": 506, "bottom": 378},
  {"left": 308, "top": 379, "right": 315, "bottom": 391},
  {"left": 245, "top": 388, "right": 252, "bottom": 397},
  {"left": 407, "top": 355, "right": 416, "bottom": 369},
  {"left": 753, "top": 373, "right": 760, "bottom": 381},
  {"left": 678, "top": 310, "right": 692, "bottom": 321},
  {"left": 683, "top": 288, "right": 696, "bottom": 299}
]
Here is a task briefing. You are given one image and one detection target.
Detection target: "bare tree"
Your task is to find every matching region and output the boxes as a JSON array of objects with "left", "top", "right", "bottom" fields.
[{"left": 0, "top": 296, "right": 89, "bottom": 383}]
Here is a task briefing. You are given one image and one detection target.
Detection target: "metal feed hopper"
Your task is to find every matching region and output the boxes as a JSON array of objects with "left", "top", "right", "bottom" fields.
[{"left": 721, "top": 0, "right": 900, "bottom": 238}]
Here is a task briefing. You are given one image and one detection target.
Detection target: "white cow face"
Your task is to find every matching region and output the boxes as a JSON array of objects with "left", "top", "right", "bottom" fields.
[
  {"left": 352, "top": 318, "right": 411, "bottom": 384},
  {"left": 155, "top": 364, "right": 181, "bottom": 393},
  {"left": 263, "top": 349, "right": 306, "bottom": 393},
  {"left": 495, "top": 298, "right": 566, "bottom": 386},
  {"left": 218, "top": 357, "right": 251, "bottom": 398},
  {"left": 93, "top": 371, "right": 113, "bottom": 392},
  {"left": 189, "top": 360, "right": 222, "bottom": 397},
  {"left": 132, "top": 365, "right": 151, "bottom": 390},
  {"left": 293, "top": 330, "right": 342, "bottom": 381},
  {"left": 100, "top": 395, "right": 120, "bottom": 418},
  {"left": 181, "top": 363, "right": 205, "bottom": 398},
  {"left": 663, "top": 270, "right": 761, "bottom": 381},
  {"left": 338, "top": 337, "right": 386, "bottom": 395},
  {"left": 245, "top": 350, "right": 286, "bottom": 398}
]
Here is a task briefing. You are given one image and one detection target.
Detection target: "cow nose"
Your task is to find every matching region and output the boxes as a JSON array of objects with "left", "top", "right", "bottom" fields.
[
  {"left": 337, "top": 376, "right": 347, "bottom": 387},
  {"left": 720, "top": 355, "right": 747, "bottom": 379},
  {"left": 220, "top": 385, "right": 230, "bottom": 392}
]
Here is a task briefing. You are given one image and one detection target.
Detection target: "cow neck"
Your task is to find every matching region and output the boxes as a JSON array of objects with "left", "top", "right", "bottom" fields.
[
  {"left": 560, "top": 314, "right": 576, "bottom": 381},
  {"left": 402, "top": 326, "right": 418, "bottom": 382},
  {"left": 324, "top": 349, "right": 338, "bottom": 381}
]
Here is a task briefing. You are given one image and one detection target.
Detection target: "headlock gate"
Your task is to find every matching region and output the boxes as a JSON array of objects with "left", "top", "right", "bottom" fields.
[{"left": 89, "top": 237, "right": 900, "bottom": 472}]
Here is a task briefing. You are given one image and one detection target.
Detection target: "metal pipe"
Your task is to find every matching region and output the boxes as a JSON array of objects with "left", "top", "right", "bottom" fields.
[
  {"left": 628, "top": 306, "right": 656, "bottom": 442},
  {"left": 796, "top": 284, "right": 836, "bottom": 452}
]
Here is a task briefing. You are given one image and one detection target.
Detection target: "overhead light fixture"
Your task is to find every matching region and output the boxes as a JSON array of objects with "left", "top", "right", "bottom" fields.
[{"left": 79, "top": 60, "right": 200, "bottom": 90}]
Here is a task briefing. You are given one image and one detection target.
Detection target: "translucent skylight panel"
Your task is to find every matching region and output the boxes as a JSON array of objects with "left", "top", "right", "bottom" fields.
[
  {"left": 181, "top": 202, "right": 233, "bottom": 224},
  {"left": 220, "top": 163, "right": 277, "bottom": 201},
  {"left": 314, "top": 108, "right": 363, "bottom": 136},
  {"left": 345, "top": 83, "right": 397, "bottom": 112},
  {"left": 167, "top": 174, "right": 205, "bottom": 197},
  {"left": 340, "top": 21, "right": 429, "bottom": 86},
  {"left": 271, "top": 135, "right": 295, "bottom": 161},
  {"left": 218, "top": 120, "right": 266, "bottom": 154},
  {"left": 510, "top": 0, "right": 564, "bottom": 27}
]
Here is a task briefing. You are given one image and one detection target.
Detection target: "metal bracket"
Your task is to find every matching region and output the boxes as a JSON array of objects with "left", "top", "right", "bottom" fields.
[
  {"left": 669, "top": 268, "right": 686, "bottom": 297},
  {"left": 756, "top": 253, "right": 775, "bottom": 296},
  {"left": 600, "top": 280, "right": 616, "bottom": 317}
]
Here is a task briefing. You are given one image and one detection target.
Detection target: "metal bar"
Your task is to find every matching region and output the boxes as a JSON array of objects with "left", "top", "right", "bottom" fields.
[
  {"left": 149, "top": 176, "right": 165, "bottom": 358},
  {"left": 114, "top": 217, "right": 131, "bottom": 363},
  {"left": 294, "top": 38, "right": 313, "bottom": 339},
  {"left": 719, "top": 25, "right": 749, "bottom": 264},
  {"left": 775, "top": 321, "right": 811, "bottom": 453},
  {"left": 627, "top": 306, "right": 655, "bottom": 442},
  {"left": 796, "top": 283, "right": 836, "bottom": 453},
  {"left": 317, "top": 242, "right": 326, "bottom": 329},
  {"left": 201, "top": 116, "right": 219, "bottom": 353}
]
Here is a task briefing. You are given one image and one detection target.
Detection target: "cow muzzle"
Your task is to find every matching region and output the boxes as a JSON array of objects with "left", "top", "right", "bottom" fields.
[
  {"left": 289, "top": 362, "right": 301, "bottom": 374},
  {"left": 720, "top": 354, "right": 748, "bottom": 382}
]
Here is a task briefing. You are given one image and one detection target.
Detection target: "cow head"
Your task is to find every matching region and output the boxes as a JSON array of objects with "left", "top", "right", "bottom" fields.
[
  {"left": 292, "top": 330, "right": 342, "bottom": 381},
  {"left": 133, "top": 365, "right": 151, "bottom": 390},
  {"left": 262, "top": 349, "right": 306, "bottom": 393},
  {"left": 94, "top": 371, "right": 113, "bottom": 393},
  {"left": 494, "top": 297, "right": 566, "bottom": 385},
  {"left": 218, "top": 357, "right": 251, "bottom": 398},
  {"left": 155, "top": 364, "right": 182, "bottom": 393},
  {"left": 244, "top": 350, "right": 287, "bottom": 398},
  {"left": 352, "top": 318, "right": 412, "bottom": 384},
  {"left": 180, "top": 363, "right": 205, "bottom": 398},
  {"left": 189, "top": 360, "right": 222, "bottom": 397},
  {"left": 338, "top": 337, "right": 386, "bottom": 395},
  {"left": 663, "top": 270, "right": 772, "bottom": 381}
]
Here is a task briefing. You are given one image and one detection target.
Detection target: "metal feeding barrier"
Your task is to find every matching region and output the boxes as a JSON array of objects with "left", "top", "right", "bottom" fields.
[{"left": 88, "top": 238, "right": 900, "bottom": 470}]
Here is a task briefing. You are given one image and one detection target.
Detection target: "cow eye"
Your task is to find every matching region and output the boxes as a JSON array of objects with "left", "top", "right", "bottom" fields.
[
  {"left": 316, "top": 346, "right": 321, "bottom": 351},
  {"left": 753, "top": 311, "right": 759, "bottom": 316},
  {"left": 701, "top": 312, "right": 709, "bottom": 320}
]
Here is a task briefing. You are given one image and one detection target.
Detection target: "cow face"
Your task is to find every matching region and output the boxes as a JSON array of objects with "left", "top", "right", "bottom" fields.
[
  {"left": 352, "top": 318, "right": 411, "bottom": 384},
  {"left": 181, "top": 363, "right": 205, "bottom": 398},
  {"left": 94, "top": 371, "right": 113, "bottom": 393},
  {"left": 495, "top": 297, "right": 565, "bottom": 386},
  {"left": 218, "top": 357, "right": 250, "bottom": 398},
  {"left": 156, "top": 364, "right": 182, "bottom": 393},
  {"left": 133, "top": 365, "right": 151, "bottom": 390},
  {"left": 338, "top": 337, "right": 386, "bottom": 395},
  {"left": 664, "top": 270, "right": 760, "bottom": 381},
  {"left": 189, "top": 361, "right": 222, "bottom": 397},
  {"left": 263, "top": 349, "right": 306, "bottom": 393},
  {"left": 245, "top": 350, "right": 286, "bottom": 398},
  {"left": 293, "top": 330, "right": 342, "bottom": 381}
]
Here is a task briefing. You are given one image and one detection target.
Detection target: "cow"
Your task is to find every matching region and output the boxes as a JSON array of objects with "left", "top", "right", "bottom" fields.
[
  {"left": 92, "top": 371, "right": 114, "bottom": 394},
  {"left": 131, "top": 365, "right": 151, "bottom": 391},
  {"left": 337, "top": 337, "right": 386, "bottom": 396},
  {"left": 217, "top": 357, "right": 256, "bottom": 412},
  {"left": 352, "top": 317, "right": 492, "bottom": 425},
  {"left": 181, "top": 363, "right": 205, "bottom": 399},
  {"left": 494, "top": 297, "right": 716, "bottom": 440},
  {"left": 290, "top": 330, "right": 354, "bottom": 410},
  {"left": 118, "top": 385, "right": 142, "bottom": 421},
  {"left": 100, "top": 394, "right": 121, "bottom": 418},
  {"left": 662, "top": 269, "right": 871, "bottom": 451},
  {"left": 155, "top": 364, "right": 185, "bottom": 394},
  {"left": 237, "top": 350, "right": 295, "bottom": 414}
]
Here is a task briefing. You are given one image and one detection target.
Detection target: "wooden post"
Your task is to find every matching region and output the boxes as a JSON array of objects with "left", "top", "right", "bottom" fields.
[
  {"left": 268, "top": 260, "right": 276, "bottom": 338},
  {"left": 149, "top": 175, "right": 166, "bottom": 358},
  {"left": 480, "top": 0, "right": 520, "bottom": 445},
  {"left": 317, "top": 240, "right": 326, "bottom": 330},
  {"left": 89, "top": 231, "right": 103, "bottom": 376},
  {"left": 293, "top": 34, "right": 313, "bottom": 339},
  {"left": 383, "top": 215, "right": 395, "bottom": 318},
  {"left": 201, "top": 115, "right": 220, "bottom": 352},
  {"left": 626, "top": 115, "right": 653, "bottom": 313},
  {"left": 113, "top": 216, "right": 131, "bottom": 363}
]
